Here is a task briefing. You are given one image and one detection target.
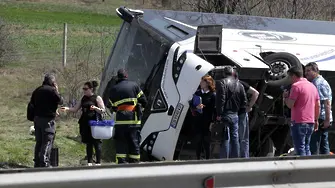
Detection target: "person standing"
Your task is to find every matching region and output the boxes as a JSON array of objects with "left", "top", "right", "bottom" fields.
[
  {"left": 190, "top": 75, "right": 216, "bottom": 160},
  {"left": 305, "top": 62, "right": 333, "bottom": 155},
  {"left": 283, "top": 66, "right": 320, "bottom": 156},
  {"left": 235, "top": 72, "right": 259, "bottom": 158},
  {"left": 109, "top": 69, "right": 148, "bottom": 164},
  {"left": 61, "top": 81, "right": 106, "bottom": 166},
  {"left": 215, "top": 66, "right": 247, "bottom": 159},
  {"left": 29, "top": 74, "right": 63, "bottom": 167}
]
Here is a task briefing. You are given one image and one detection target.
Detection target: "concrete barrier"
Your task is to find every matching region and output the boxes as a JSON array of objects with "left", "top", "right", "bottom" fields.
[{"left": 1, "top": 156, "right": 335, "bottom": 188}]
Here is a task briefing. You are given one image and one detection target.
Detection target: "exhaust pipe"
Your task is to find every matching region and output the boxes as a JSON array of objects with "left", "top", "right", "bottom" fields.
[{"left": 267, "top": 76, "right": 291, "bottom": 88}]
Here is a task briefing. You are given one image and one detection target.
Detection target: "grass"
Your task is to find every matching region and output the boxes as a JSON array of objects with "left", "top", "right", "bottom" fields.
[
  {"left": 0, "top": 4, "right": 121, "bottom": 31},
  {"left": 0, "top": 0, "right": 126, "bottom": 168}
]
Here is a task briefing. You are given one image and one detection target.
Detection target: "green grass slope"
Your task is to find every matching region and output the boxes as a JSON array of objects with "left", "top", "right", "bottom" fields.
[{"left": 0, "top": 0, "right": 125, "bottom": 168}]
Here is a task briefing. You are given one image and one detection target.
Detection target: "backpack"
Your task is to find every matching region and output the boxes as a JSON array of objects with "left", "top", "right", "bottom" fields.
[{"left": 27, "top": 102, "right": 35, "bottom": 121}]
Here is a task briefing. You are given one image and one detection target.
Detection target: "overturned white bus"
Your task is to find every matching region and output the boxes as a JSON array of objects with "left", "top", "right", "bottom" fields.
[{"left": 99, "top": 6, "right": 335, "bottom": 161}]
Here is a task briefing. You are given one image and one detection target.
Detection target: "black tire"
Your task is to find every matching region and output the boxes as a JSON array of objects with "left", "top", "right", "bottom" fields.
[{"left": 265, "top": 52, "right": 301, "bottom": 81}]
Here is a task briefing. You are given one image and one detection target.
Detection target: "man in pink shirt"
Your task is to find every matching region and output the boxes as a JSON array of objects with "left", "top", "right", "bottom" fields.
[{"left": 283, "top": 66, "right": 320, "bottom": 156}]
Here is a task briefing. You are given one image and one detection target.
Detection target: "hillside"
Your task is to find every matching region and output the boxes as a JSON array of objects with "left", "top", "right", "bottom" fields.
[{"left": 0, "top": 0, "right": 126, "bottom": 168}]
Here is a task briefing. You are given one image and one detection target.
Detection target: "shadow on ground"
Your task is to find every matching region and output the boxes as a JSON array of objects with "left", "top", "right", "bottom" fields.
[{"left": 0, "top": 162, "right": 30, "bottom": 169}]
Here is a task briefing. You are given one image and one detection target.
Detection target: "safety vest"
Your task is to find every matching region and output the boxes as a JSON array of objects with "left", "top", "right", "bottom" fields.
[{"left": 110, "top": 90, "right": 144, "bottom": 125}]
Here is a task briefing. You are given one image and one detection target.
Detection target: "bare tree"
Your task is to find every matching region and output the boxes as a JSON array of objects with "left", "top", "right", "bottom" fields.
[
  {"left": 150, "top": 0, "right": 335, "bottom": 21},
  {"left": 57, "top": 42, "right": 104, "bottom": 119}
]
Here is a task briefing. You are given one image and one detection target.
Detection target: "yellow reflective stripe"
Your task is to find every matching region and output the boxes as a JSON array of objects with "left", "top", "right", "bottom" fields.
[
  {"left": 116, "top": 154, "right": 127, "bottom": 164},
  {"left": 135, "top": 111, "right": 137, "bottom": 122},
  {"left": 115, "top": 120, "right": 141, "bottom": 125},
  {"left": 113, "top": 98, "right": 137, "bottom": 106},
  {"left": 137, "top": 90, "right": 143, "bottom": 98},
  {"left": 115, "top": 112, "right": 141, "bottom": 125},
  {"left": 109, "top": 99, "right": 114, "bottom": 107},
  {"left": 129, "top": 154, "right": 140, "bottom": 159},
  {"left": 116, "top": 154, "right": 127, "bottom": 158}
]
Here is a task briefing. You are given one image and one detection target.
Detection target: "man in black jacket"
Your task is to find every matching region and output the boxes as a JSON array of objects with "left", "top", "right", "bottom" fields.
[
  {"left": 215, "top": 66, "right": 247, "bottom": 158},
  {"left": 30, "top": 74, "right": 63, "bottom": 167}
]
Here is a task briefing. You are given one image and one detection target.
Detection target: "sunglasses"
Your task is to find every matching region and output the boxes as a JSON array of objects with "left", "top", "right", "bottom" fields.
[{"left": 82, "top": 87, "right": 89, "bottom": 91}]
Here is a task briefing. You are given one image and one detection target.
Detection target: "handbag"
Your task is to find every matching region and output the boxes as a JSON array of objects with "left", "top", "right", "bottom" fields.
[
  {"left": 210, "top": 120, "right": 229, "bottom": 142},
  {"left": 210, "top": 121, "right": 224, "bottom": 142},
  {"left": 89, "top": 111, "right": 115, "bottom": 139}
]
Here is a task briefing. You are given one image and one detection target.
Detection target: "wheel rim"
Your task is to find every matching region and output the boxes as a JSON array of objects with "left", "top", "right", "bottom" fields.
[{"left": 268, "top": 61, "right": 290, "bottom": 80}]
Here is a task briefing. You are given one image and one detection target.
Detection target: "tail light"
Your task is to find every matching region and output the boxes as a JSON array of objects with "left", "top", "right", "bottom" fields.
[{"left": 203, "top": 176, "right": 215, "bottom": 188}]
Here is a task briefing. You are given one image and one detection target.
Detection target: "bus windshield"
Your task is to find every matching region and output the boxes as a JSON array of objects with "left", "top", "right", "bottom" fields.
[{"left": 99, "top": 22, "right": 169, "bottom": 98}]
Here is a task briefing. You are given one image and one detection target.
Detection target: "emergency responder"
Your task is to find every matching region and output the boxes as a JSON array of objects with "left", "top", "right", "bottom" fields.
[{"left": 109, "top": 69, "right": 148, "bottom": 164}]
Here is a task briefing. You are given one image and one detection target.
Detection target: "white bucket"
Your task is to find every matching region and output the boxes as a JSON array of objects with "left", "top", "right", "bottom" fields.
[{"left": 90, "top": 120, "right": 115, "bottom": 140}]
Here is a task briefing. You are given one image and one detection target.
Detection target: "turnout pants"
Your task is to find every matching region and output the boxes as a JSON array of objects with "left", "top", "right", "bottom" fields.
[
  {"left": 33, "top": 116, "right": 56, "bottom": 168},
  {"left": 114, "top": 124, "right": 141, "bottom": 164}
]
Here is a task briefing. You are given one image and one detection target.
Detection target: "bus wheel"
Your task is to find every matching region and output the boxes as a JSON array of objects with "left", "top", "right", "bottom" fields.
[{"left": 265, "top": 52, "right": 302, "bottom": 81}]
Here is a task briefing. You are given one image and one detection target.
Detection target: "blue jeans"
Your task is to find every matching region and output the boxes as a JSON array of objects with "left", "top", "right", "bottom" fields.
[
  {"left": 238, "top": 113, "right": 249, "bottom": 158},
  {"left": 290, "top": 122, "right": 314, "bottom": 156},
  {"left": 220, "top": 113, "right": 239, "bottom": 158},
  {"left": 310, "top": 120, "right": 331, "bottom": 155}
]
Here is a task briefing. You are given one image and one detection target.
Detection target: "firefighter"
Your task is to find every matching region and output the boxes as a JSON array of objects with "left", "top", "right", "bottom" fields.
[{"left": 109, "top": 69, "right": 148, "bottom": 164}]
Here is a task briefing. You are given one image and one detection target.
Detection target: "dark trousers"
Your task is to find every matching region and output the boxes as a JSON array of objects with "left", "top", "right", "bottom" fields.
[
  {"left": 310, "top": 119, "right": 332, "bottom": 155},
  {"left": 86, "top": 140, "right": 102, "bottom": 164},
  {"left": 34, "top": 116, "right": 55, "bottom": 168},
  {"left": 79, "top": 121, "right": 102, "bottom": 164},
  {"left": 114, "top": 125, "right": 141, "bottom": 164},
  {"left": 194, "top": 117, "right": 211, "bottom": 160}
]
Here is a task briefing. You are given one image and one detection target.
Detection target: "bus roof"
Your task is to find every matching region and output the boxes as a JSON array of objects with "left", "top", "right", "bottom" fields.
[{"left": 142, "top": 9, "right": 335, "bottom": 36}]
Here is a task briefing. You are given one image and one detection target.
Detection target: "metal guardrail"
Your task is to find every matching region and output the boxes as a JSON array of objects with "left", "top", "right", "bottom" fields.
[{"left": 1, "top": 156, "right": 335, "bottom": 188}]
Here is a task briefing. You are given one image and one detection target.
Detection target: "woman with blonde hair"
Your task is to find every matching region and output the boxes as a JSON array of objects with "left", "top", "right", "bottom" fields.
[{"left": 190, "top": 75, "right": 216, "bottom": 159}]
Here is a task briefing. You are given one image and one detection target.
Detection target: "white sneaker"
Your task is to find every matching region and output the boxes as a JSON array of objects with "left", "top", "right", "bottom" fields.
[
  {"left": 87, "top": 163, "right": 93, "bottom": 166},
  {"left": 95, "top": 163, "right": 101, "bottom": 166}
]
